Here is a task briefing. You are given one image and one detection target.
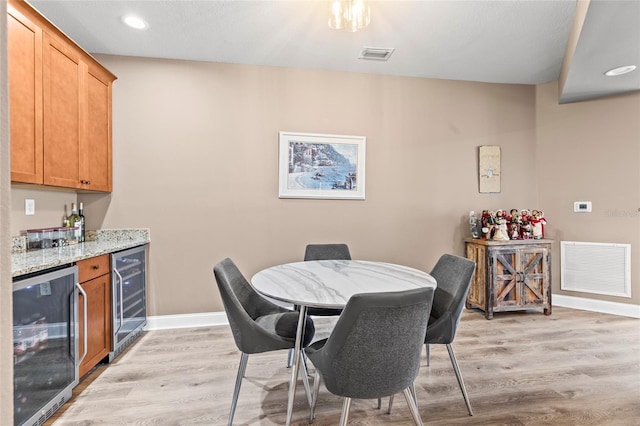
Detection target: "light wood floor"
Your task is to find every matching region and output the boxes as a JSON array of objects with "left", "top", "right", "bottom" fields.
[{"left": 47, "top": 307, "right": 640, "bottom": 425}]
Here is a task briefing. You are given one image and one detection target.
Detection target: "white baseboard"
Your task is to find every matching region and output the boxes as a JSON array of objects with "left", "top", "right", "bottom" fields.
[
  {"left": 553, "top": 294, "right": 640, "bottom": 319},
  {"left": 144, "top": 296, "right": 640, "bottom": 331},
  {"left": 145, "top": 311, "right": 228, "bottom": 331}
]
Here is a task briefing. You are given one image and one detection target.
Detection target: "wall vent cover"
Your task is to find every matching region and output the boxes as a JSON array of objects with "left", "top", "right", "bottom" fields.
[
  {"left": 561, "top": 241, "right": 631, "bottom": 297},
  {"left": 359, "top": 47, "right": 395, "bottom": 61}
]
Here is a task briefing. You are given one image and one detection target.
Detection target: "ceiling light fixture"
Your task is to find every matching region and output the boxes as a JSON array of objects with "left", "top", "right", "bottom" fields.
[
  {"left": 328, "top": 0, "right": 370, "bottom": 32},
  {"left": 121, "top": 15, "right": 148, "bottom": 30},
  {"left": 604, "top": 65, "right": 637, "bottom": 77}
]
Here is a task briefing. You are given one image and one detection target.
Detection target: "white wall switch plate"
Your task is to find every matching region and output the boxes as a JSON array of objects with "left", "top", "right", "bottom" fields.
[
  {"left": 574, "top": 201, "right": 592, "bottom": 212},
  {"left": 25, "top": 199, "right": 35, "bottom": 215}
]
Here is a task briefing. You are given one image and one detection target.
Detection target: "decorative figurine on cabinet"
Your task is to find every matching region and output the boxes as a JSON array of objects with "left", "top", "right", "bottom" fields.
[
  {"left": 493, "top": 215, "right": 510, "bottom": 241},
  {"left": 530, "top": 210, "right": 546, "bottom": 239},
  {"left": 481, "top": 210, "right": 496, "bottom": 240},
  {"left": 469, "top": 208, "right": 546, "bottom": 241},
  {"left": 520, "top": 209, "right": 532, "bottom": 239}
]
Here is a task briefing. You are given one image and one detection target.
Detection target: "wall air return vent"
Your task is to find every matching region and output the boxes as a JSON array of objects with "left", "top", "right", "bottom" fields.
[
  {"left": 561, "top": 241, "right": 631, "bottom": 297},
  {"left": 359, "top": 47, "right": 395, "bottom": 61}
]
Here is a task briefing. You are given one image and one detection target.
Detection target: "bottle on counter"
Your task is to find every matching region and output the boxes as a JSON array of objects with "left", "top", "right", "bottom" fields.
[
  {"left": 78, "top": 202, "right": 86, "bottom": 243},
  {"left": 62, "top": 204, "right": 70, "bottom": 227},
  {"left": 68, "top": 203, "right": 82, "bottom": 243}
]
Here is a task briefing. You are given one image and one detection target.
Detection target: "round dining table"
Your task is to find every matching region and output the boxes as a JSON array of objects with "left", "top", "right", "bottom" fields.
[{"left": 251, "top": 259, "right": 437, "bottom": 425}]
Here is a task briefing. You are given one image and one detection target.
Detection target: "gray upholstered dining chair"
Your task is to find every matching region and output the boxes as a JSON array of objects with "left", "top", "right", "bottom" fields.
[
  {"left": 285, "top": 243, "right": 353, "bottom": 368},
  {"left": 305, "top": 287, "right": 435, "bottom": 425},
  {"left": 213, "top": 258, "right": 316, "bottom": 425},
  {"left": 424, "top": 253, "right": 476, "bottom": 416},
  {"left": 303, "top": 243, "right": 352, "bottom": 316}
]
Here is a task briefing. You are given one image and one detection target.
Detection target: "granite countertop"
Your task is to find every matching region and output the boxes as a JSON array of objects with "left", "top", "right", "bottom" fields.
[{"left": 12, "top": 229, "right": 150, "bottom": 277}]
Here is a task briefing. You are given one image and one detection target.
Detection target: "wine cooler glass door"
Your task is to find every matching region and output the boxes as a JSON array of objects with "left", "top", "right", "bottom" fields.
[
  {"left": 13, "top": 266, "right": 79, "bottom": 426},
  {"left": 112, "top": 245, "right": 147, "bottom": 355}
]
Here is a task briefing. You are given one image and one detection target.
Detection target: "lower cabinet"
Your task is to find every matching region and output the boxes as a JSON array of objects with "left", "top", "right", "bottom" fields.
[
  {"left": 465, "top": 238, "right": 553, "bottom": 319},
  {"left": 77, "top": 254, "right": 111, "bottom": 377}
]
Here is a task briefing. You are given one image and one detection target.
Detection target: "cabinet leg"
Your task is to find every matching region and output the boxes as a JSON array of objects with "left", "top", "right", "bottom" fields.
[
  {"left": 485, "top": 311, "right": 493, "bottom": 320},
  {"left": 465, "top": 301, "right": 472, "bottom": 309},
  {"left": 544, "top": 306, "right": 552, "bottom": 315}
]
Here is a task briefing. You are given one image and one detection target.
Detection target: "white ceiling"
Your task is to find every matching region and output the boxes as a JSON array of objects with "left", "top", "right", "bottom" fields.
[{"left": 27, "top": 0, "right": 640, "bottom": 103}]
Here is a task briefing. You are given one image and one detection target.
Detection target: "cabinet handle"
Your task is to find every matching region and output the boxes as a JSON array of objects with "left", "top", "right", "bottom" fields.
[
  {"left": 92, "top": 265, "right": 100, "bottom": 270},
  {"left": 75, "top": 282, "right": 88, "bottom": 365},
  {"left": 113, "top": 269, "right": 124, "bottom": 334}
]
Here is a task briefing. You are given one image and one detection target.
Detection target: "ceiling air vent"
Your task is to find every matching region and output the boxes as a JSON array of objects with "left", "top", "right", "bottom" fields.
[{"left": 359, "top": 47, "right": 395, "bottom": 61}]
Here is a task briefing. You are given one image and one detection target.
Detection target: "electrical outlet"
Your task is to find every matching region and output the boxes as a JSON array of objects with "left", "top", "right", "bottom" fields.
[{"left": 25, "top": 199, "right": 35, "bottom": 216}]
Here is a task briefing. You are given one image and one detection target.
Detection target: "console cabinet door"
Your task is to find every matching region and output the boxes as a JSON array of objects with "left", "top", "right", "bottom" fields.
[
  {"left": 490, "top": 248, "right": 548, "bottom": 309},
  {"left": 8, "top": 5, "right": 43, "bottom": 184}
]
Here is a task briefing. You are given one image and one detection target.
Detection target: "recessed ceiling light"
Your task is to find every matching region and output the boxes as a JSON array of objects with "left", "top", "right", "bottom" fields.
[
  {"left": 604, "top": 65, "right": 637, "bottom": 77},
  {"left": 122, "top": 15, "right": 148, "bottom": 30}
]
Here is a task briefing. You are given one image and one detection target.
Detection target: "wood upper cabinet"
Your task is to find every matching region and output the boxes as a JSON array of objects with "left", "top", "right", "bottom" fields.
[
  {"left": 42, "top": 31, "right": 83, "bottom": 188},
  {"left": 84, "top": 63, "right": 113, "bottom": 192},
  {"left": 8, "top": 5, "right": 43, "bottom": 184},
  {"left": 77, "top": 254, "right": 112, "bottom": 378},
  {"left": 8, "top": 0, "right": 116, "bottom": 192}
]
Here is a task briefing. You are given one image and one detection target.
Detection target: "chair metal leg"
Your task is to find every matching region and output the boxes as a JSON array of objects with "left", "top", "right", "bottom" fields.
[
  {"left": 228, "top": 352, "right": 249, "bottom": 426},
  {"left": 286, "top": 348, "right": 295, "bottom": 368},
  {"left": 402, "top": 387, "right": 424, "bottom": 426},
  {"left": 426, "top": 343, "right": 430, "bottom": 366},
  {"left": 446, "top": 343, "right": 473, "bottom": 416},
  {"left": 411, "top": 382, "right": 418, "bottom": 408},
  {"left": 377, "top": 398, "right": 382, "bottom": 409},
  {"left": 339, "top": 398, "right": 352, "bottom": 426},
  {"left": 300, "top": 350, "right": 312, "bottom": 407},
  {"left": 387, "top": 394, "right": 394, "bottom": 414},
  {"left": 309, "top": 371, "right": 321, "bottom": 423}
]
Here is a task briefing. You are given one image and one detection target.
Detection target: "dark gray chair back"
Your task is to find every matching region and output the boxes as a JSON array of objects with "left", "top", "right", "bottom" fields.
[
  {"left": 214, "top": 257, "right": 314, "bottom": 354},
  {"left": 302, "top": 243, "right": 351, "bottom": 317},
  {"left": 214, "top": 258, "right": 316, "bottom": 425},
  {"left": 426, "top": 254, "right": 476, "bottom": 345},
  {"left": 304, "top": 243, "right": 352, "bottom": 261},
  {"left": 307, "top": 287, "right": 434, "bottom": 399},
  {"left": 423, "top": 253, "right": 476, "bottom": 417}
]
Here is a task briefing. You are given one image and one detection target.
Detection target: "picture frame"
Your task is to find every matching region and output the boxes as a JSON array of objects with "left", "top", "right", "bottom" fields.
[{"left": 278, "top": 131, "right": 366, "bottom": 199}]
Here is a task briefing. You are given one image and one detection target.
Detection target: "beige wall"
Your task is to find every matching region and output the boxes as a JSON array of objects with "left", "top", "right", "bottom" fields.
[
  {"left": 80, "top": 55, "right": 537, "bottom": 316},
  {"left": 1, "top": 0, "right": 14, "bottom": 421},
  {"left": 9, "top": 55, "right": 638, "bottom": 319},
  {"left": 536, "top": 82, "right": 640, "bottom": 304}
]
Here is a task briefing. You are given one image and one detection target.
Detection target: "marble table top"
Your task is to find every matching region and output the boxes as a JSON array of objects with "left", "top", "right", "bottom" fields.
[{"left": 251, "top": 260, "right": 437, "bottom": 309}]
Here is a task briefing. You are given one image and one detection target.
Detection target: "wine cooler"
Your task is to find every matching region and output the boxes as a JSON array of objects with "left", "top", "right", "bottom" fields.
[
  {"left": 13, "top": 266, "right": 80, "bottom": 426},
  {"left": 111, "top": 245, "right": 147, "bottom": 359}
]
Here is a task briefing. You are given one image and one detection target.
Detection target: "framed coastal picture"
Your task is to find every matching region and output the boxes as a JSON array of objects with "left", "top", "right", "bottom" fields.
[{"left": 278, "top": 132, "right": 366, "bottom": 199}]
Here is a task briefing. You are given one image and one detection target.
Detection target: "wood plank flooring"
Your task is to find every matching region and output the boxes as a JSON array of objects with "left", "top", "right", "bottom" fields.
[{"left": 47, "top": 307, "right": 640, "bottom": 425}]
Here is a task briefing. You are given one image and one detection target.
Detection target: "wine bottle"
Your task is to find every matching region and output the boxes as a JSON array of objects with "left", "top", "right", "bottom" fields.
[
  {"left": 68, "top": 203, "right": 82, "bottom": 243},
  {"left": 62, "top": 204, "right": 70, "bottom": 227},
  {"left": 78, "top": 202, "right": 86, "bottom": 243}
]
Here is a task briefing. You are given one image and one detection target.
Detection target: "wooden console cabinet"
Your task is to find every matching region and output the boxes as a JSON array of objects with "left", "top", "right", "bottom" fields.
[
  {"left": 77, "top": 254, "right": 112, "bottom": 377},
  {"left": 465, "top": 239, "right": 553, "bottom": 319},
  {"left": 8, "top": 0, "right": 116, "bottom": 192}
]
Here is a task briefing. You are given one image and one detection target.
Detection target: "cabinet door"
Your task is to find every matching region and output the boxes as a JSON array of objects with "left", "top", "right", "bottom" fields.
[
  {"left": 491, "top": 248, "right": 519, "bottom": 308},
  {"left": 8, "top": 6, "right": 43, "bottom": 184},
  {"left": 78, "top": 273, "right": 111, "bottom": 378},
  {"left": 491, "top": 247, "right": 548, "bottom": 308},
  {"left": 517, "top": 247, "right": 549, "bottom": 308},
  {"left": 42, "top": 32, "right": 84, "bottom": 189},
  {"left": 82, "top": 64, "right": 113, "bottom": 192}
]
